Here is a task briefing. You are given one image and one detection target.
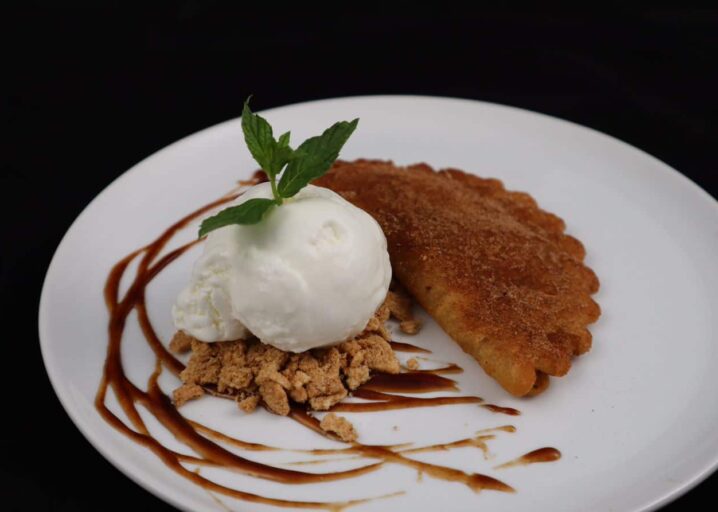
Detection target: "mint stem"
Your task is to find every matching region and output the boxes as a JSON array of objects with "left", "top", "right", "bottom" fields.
[{"left": 269, "top": 174, "right": 283, "bottom": 204}]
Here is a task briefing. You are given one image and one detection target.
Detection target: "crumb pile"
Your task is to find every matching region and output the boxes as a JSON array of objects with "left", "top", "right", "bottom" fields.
[
  {"left": 319, "top": 413, "right": 357, "bottom": 442},
  {"left": 172, "top": 288, "right": 420, "bottom": 416}
]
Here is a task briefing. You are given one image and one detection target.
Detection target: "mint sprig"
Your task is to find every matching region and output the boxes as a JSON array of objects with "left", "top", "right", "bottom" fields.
[
  {"left": 278, "top": 119, "right": 358, "bottom": 198},
  {"left": 199, "top": 98, "right": 358, "bottom": 237},
  {"left": 198, "top": 198, "right": 277, "bottom": 237},
  {"left": 240, "top": 98, "right": 294, "bottom": 199}
]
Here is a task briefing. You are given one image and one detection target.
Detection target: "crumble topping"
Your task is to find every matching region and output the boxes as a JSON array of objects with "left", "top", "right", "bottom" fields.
[
  {"left": 406, "top": 358, "right": 420, "bottom": 370},
  {"left": 399, "top": 320, "right": 421, "bottom": 334},
  {"left": 237, "top": 394, "right": 260, "bottom": 413},
  {"left": 319, "top": 413, "right": 357, "bottom": 442},
  {"left": 169, "top": 330, "right": 193, "bottom": 353},
  {"left": 173, "top": 382, "right": 204, "bottom": 407},
  {"left": 387, "top": 282, "right": 422, "bottom": 334},
  {"left": 171, "top": 289, "right": 419, "bottom": 416}
]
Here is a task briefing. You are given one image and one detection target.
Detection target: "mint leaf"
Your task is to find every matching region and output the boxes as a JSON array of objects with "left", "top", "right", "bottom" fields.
[
  {"left": 241, "top": 100, "right": 274, "bottom": 175},
  {"left": 197, "top": 98, "right": 359, "bottom": 239},
  {"left": 278, "top": 118, "right": 358, "bottom": 198},
  {"left": 241, "top": 100, "right": 294, "bottom": 180},
  {"left": 198, "top": 198, "right": 277, "bottom": 237}
]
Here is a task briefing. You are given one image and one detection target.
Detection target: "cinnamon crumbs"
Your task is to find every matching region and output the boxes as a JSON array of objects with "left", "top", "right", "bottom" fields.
[{"left": 320, "top": 413, "right": 357, "bottom": 442}]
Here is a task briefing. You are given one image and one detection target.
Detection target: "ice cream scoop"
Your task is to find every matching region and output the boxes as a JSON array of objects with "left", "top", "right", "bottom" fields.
[{"left": 172, "top": 182, "right": 391, "bottom": 352}]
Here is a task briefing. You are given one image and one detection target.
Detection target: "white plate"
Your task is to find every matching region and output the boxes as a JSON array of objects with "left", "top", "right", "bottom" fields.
[{"left": 39, "top": 96, "right": 718, "bottom": 512}]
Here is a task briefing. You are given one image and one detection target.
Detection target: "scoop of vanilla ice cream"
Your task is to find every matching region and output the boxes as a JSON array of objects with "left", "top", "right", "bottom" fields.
[
  {"left": 172, "top": 232, "right": 251, "bottom": 342},
  {"left": 172, "top": 182, "right": 392, "bottom": 352}
]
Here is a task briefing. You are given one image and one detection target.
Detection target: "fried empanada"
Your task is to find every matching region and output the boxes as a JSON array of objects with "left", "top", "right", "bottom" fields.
[{"left": 316, "top": 160, "right": 600, "bottom": 396}]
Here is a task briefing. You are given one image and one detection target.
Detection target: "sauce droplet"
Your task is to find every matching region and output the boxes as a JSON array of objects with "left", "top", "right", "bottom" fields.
[
  {"left": 482, "top": 404, "right": 521, "bottom": 416},
  {"left": 495, "top": 448, "right": 561, "bottom": 469}
]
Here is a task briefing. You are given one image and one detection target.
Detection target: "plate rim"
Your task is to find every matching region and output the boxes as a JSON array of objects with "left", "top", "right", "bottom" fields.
[{"left": 38, "top": 94, "right": 718, "bottom": 512}]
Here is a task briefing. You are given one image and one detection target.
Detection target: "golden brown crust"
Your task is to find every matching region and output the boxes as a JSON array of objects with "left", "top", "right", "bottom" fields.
[{"left": 315, "top": 160, "right": 601, "bottom": 396}]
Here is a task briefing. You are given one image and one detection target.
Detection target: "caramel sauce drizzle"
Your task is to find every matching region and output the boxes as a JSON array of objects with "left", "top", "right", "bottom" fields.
[
  {"left": 287, "top": 411, "right": 513, "bottom": 493},
  {"left": 481, "top": 404, "right": 522, "bottom": 416},
  {"left": 94, "top": 179, "right": 557, "bottom": 509},
  {"left": 362, "top": 371, "right": 459, "bottom": 393},
  {"left": 414, "top": 363, "right": 464, "bottom": 375},
  {"left": 332, "top": 391, "right": 483, "bottom": 413},
  {"left": 476, "top": 425, "right": 517, "bottom": 434},
  {"left": 389, "top": 341, "right": 431, "bottom": 353},
  {"left": 495, "top": 448, "right": 562, "bottom": 469},
  {"left": 285, "top": 434, "right": 495, "bottom": 467},
  {"left": 400, "top": 435, "right": 493, "bottom": 459}
]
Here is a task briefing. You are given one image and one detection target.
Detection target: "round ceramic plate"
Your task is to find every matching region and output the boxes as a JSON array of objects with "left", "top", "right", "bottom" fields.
[{"left": 40, "top": 96, "right": 718, "bottom": 512}]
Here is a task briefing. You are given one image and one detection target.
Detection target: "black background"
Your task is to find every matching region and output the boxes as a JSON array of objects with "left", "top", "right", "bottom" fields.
[{"left": 3, "top": 3, "right": 717, "bottom": 511}]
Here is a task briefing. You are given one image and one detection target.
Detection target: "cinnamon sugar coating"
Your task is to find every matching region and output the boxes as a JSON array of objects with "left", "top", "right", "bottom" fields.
[{"left": 315, "top": 160, "right": 600, "bottom": 396}]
